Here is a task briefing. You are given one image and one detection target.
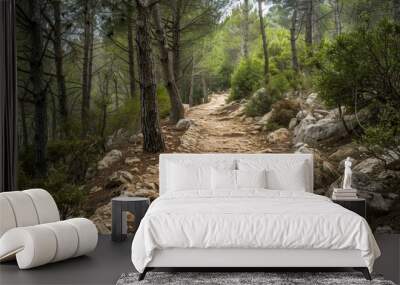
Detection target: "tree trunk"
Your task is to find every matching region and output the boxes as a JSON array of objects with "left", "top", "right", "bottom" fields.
[
  {"left": 312, "top": 0, "right": 321, "bottom": 44},
  {"left": 52, "top": 0, "right": 69, "bottom": 138},
  {"left": 81, "top": 0, "right": 94, "bottom": 138},
  {"left": 152, "top": 3, "right": 184, "bottom": 124},
  {"left": 19, "top": 98, "right": 29, "bottom": 151},
  {"left": 100, "top": 74, "right": 109, "bottom": 139},
  {"left": 257, "top": 0, "right": 269, "bottom": 84},
  {"left": 201, "top": 74, "right": 208, "bottom": 103},
  {"left": 171, "top": 0, "right": 182, "bottom": 81},
  {"left": 127, "top": 0, "right": 137, "bottom": 99},
  {"left": 188, "top": 60, "right": 194, "bottom": 107},
  {"left": 30, "top": 0, "right": 48, "bottom": 178},
  {"left": 242, "top": 0, "right": 250, "bottom": 59},
  {"left": 50, "top": 91, "right": 57, "bottom": 140},
  {"left": 394, "top": 0, "right": 400, "bottom": 22},
  {"left": 290, "top": 4, "right": 299, "bottom": 73},
  {"left": 114, "top": 75, "right": 119, "bottom": 110},
  {"left": 305, "top": 0, "right": 313, "bottom": 47},
  {"left": 136, "top": 0, "right": 165, "bottom": 153},
  {"left": 333, "top": 0, "right": 342, "bottom": 36}
]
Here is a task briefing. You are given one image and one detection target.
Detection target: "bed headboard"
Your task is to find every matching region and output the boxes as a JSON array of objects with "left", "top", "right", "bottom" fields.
[{"left": 159, "top": 153, "right": 314, "bottom": 195}]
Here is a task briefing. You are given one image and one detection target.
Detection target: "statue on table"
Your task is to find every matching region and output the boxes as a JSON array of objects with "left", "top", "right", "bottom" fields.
[{"left": 342, "top": 157, "right": 353, "bottom": 190}]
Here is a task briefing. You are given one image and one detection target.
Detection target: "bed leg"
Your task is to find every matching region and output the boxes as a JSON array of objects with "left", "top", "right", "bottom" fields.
[
  {"left": 354, "top": 267, "right": 371, "bottom": 280},
  {"left": 138, "top": 268, "right": 147, "bottom": 281}
]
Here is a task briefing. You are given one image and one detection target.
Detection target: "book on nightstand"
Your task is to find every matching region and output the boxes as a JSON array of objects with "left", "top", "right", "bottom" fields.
[{"left": 332, "top": 188, "right": 358, "bottom": 200}]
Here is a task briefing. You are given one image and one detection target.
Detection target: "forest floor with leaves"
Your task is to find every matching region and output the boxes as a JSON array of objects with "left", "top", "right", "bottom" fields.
[{"left": 87, "top": 92, "right": 292, "bottom": 233}]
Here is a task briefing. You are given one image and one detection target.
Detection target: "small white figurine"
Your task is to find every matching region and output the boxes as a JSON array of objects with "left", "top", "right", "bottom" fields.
[{"left": 342, "top": 157, "right": 353, "bottom": 190}]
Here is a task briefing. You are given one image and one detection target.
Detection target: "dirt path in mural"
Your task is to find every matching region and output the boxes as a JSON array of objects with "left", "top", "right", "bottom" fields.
[
  {"left": 88, "top": 92, "right": 293, "bottom": 233},
  {"left": 178, "top": 92, "right": 291, "bottom": 153}
]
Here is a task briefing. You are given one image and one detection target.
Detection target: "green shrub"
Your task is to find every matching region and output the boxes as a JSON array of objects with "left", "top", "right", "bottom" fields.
[
  {"left": 157, "top": 85, "right": 171, "bottom": 118},
  {"left": 316, "top": 19, "right": 400, "bottom": 158},
  {"left": 269, "top": 73, "right": 290, "bottom": 95},
  {"left": 228, "top": 58, "right": 263, "bottom": 102},
  {"left": 108, "top": 97, "right": 140, "bottom": 134},
  {"left": 245, "top": 87, "right": 281, "bottom": 117},
  {"left": 269, "top": 70, "right": 306, "bottom": 96},
  {"left": 18, "top": 167, "right": 88, "bottom": 220},
  {"left": 265, "top": 99, "right": 301, "bottom": 130},
  {"left": 19, "top": 138, "right": 102, "bottom": 186}
]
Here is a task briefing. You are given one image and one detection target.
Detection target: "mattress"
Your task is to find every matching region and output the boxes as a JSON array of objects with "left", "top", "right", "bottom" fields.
[{"left": 131, "top": 190, "right": 380, "bottom": 273}]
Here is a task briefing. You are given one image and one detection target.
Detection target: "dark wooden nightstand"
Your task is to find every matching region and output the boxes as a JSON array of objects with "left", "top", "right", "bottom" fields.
[{"left": 332, "top": 198, "right": 366, "bottom": 219}]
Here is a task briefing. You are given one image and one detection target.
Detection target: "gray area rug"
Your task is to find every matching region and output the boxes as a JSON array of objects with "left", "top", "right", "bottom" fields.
[{"left": 116, "top": 272, "right": 396, "bottom": 285}]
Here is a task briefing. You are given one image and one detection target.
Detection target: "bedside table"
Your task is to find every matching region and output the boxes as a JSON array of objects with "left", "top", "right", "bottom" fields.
[
  {"left": 332, "top": 198, "right": 366, "bottom": 219},
  {"left": 111, "top": 196, "right": 150, "bottom": 242}
]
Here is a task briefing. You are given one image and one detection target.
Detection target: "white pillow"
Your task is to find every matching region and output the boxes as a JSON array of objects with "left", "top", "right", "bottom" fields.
[
  {"left": 166, "top": 159, "right": 236, "bottom": 193},
  {"left": 238, "top": 159, "right": 309, "bottom": 191},
  {"left": 168, "top": 162, "right": 211, "bottom": 191},
  {"left": 211, "top": 168, "right": 237, "bottom": 191},
  {"left": 236, "top": 169, "right": 267, "bottom": 189},
  {"left": 266, "top": 165, "right": 307, "bottom": 192}
]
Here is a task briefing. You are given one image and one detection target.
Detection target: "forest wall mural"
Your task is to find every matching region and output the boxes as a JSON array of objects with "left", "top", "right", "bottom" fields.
[{"left": 16, "top": 0, "right": 400, "bottom": 234}]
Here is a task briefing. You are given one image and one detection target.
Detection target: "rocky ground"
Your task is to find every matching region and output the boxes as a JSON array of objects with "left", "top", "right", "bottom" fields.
[{"left": 87, "top": 92, "right": 400, "bottom": 234}]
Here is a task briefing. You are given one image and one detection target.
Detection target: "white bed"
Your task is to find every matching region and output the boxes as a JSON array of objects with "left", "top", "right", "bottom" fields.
[{"left": 131, "top": 154, "right": 380, "bottom": 280}]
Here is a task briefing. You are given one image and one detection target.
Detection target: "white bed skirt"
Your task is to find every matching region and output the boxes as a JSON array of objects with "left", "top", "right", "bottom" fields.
[{"left": 148, "top": 248, "right": 366, "bottom": 268}]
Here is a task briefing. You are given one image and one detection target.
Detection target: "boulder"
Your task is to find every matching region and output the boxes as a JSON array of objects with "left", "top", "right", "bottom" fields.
[
  {"left": 257, "top": 111, "right": 273, "bottom": 125},
  {"left": 144, "top": 181, "right": 158, "bottom": 190},
  {"left": 128, "top": 133, "right": 143, "bottom": 145},
  {"left": 296, "top": 110, "right": 308, "bottom": 121},
  {"left": 106, "top": 128, "right": 129, "bottom": 149},
  {"left": 288, "top": 118, "right": 298, "bottom": 130},
  {"left": 295, "top": 144, "right": 339, "bottom": 190},
  {"left": 353, "top": 158, "right": 385, "bottom": 175},
  {"left": 175, "top": 118, "right": 192, "bottom": 131},
  {"left": 125, "top": 157, "right": 141, "bottom": 165},
  {"left": 329, "top": 169, "right": 398, "bottom": 212},
  {"left": 146, "top": 165, "right": 158, "bottom": 175},
  {"left": 305, "top": 93, "right": 318, "bottom": 106},
  {"left": 118, "top": 183, "right": 137, "bottom": 195},
  {"left": 106, "top": 170, "right": 134, "bottom": 189},
  {"left": 229, "top": 105, "right": 246, "bottom": 118},
  {"left": 97, "top": 149, "right": 123, "bottom": 170},
  {"left": 128, "top": 189, "right": 159, "bottom": 201},
  {"left": 294, "top": 118, "right": 346, "bottom": 144},
  {"left": 131, "top": 167, "right": 140, "bottom": 174},
  {"left": 89, "top": 186, "right": 102, "bottom": 194},
  {"left": 313, "top": 109, "right": 330, "bottom": 116},
  {"left": 293, "top": 114, "right": 316, "bottom": 142},
  {"left": 325, "top": 108, "right": 341, "bottom": 120},
  {"left": 266, "top": 128, "right": 290, "bottom": 144},
  {"left": 294, "top": 114, "right": 360, "bottom": 145},
  {"left": 329, "top": 144, "right": 359, "bottom": 161},
  {"left": 90, "top": 202, "right": 112, "bottom": 234}
]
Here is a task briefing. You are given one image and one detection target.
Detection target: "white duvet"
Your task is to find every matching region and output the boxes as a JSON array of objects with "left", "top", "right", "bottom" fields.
[{"left": 131, "top": 190, "right": 380, "bottom": 273}]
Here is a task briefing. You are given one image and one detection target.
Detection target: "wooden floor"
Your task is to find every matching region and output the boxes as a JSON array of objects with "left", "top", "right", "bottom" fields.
[{"left": 0, "top": 234, "right": 398, "bottom": 285}]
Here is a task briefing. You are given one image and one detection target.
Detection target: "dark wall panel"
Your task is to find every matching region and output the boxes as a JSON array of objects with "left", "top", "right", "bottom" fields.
[{"left": 0, "top": 0, "right": 17, "bottom": 192}]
